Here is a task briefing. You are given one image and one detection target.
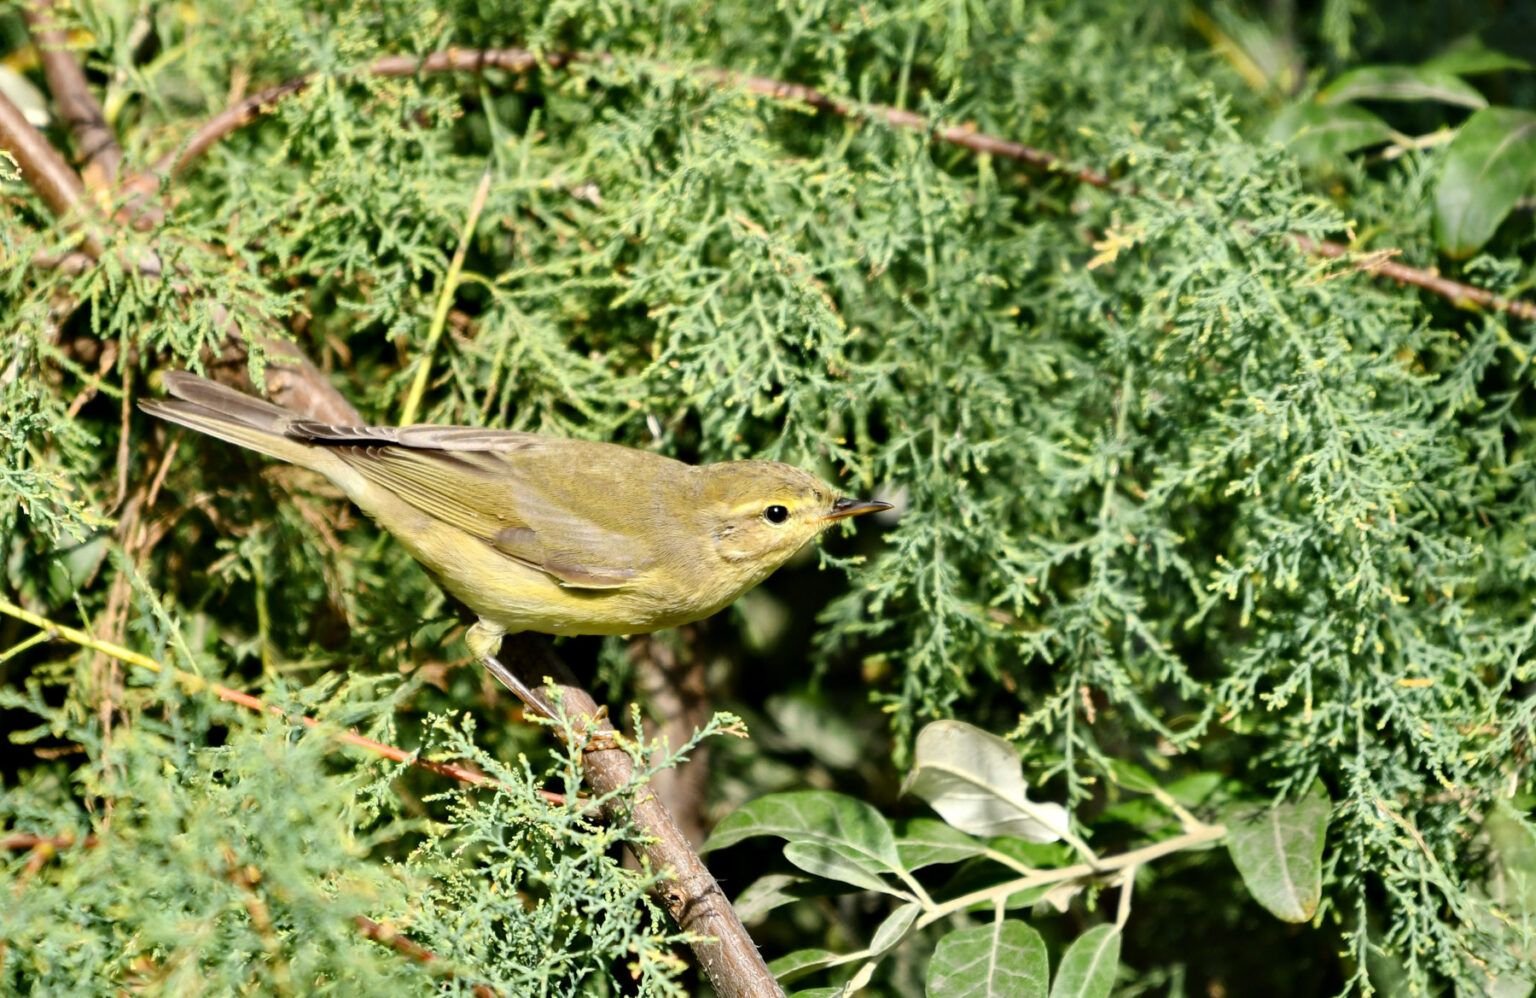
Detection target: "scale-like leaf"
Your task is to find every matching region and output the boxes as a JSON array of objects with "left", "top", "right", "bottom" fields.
[
  {"left": 1224, "top": 782, "right": 1331, "bottom": 922},
  {"left": 925, "top": 919, "right": 1048, "bottom": 998},
  {"left": 1434, "top": 107, "right": 1536, "bottom": 257},
  {"left": 902, "top": 720, "right": 1069, "bottom": 843},
  {"left": 1049, "top": 925, "right": 1121, "bottom": 998}
]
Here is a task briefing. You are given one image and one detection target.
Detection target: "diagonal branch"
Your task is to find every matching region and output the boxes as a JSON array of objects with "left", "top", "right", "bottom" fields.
[
  {"left": 145, "top": 46, "right": 1536, "bottom": 323},
  {"left": 500, "top": 636, "right": 783, "bottom": 998},
  {"left": 22, "top": 0, "right": 123, "bottom": 187},
  {"left": 0, "top": 87, "right": 105, "bottom": 256},
  {"left": 0, "top": 595, "right": 558, "bottom": 801}
]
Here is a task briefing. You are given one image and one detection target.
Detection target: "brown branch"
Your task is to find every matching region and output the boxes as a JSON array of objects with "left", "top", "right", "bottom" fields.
[
  {"left": 0, "top": 88, "right": 104, "bottom": 256},
  {"left": 0, "top": 832, "right": 97, "bottom": 851},
  {"left": 22, "top": 0, "right": 123, "bottom": 187},
  {"left": 1294, "top": 234, "right": 1536, "bottom": 322},
  {"left": 354, "top": 917, "right": 499, "bottom": 998},
  {"left": 500, "top": 636, "right": 782, "bottom": 998},
  {"left": 631, "top": 632, "right": 712, "bottom": 848},
  {"left": 147, "top": 46, "right": 1536, "bottom": 324},
  {"left": 0, "top": 596, "right": 560, "bottom": 802}
]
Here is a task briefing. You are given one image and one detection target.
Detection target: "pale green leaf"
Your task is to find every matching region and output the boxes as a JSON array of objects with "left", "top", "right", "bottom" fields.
[
  {"left": 895, "top": 817, "right": 988, "bottom": 870},
  {"left": 705, "top": 790, "right": 903, "bottom": 874},
  {"left": 869, "top": 902, "right": 922, "bottom": 953},
  {"left": 783, "top": 840, "right": 911, "bottom": 898},
  {"left": 1319, "top": 65, "right": 1488, "bottom": 108},
  {"left": 1268, "top": 102, "right": 1394, "bottom": 163},
  {"left": 902, "top": 720, "right": 1069, "bottom": 843},
  {"left": 1224, "top": 781, "right": 1331, "bottom": 922},
  {"left": 732, "top": 873, "right": 809, "bottom": 924},
  {"left": 1434, "top": 107, "right": 1536, "bottom": 257},
  {"left": 1423, "top": 39, "right": 1531, "bottom": 76},
  {"left": 925, "top": 919, "right": 1048, "bottom": 998},
  {"left": 1048, "top": 925, "right": 1121, "bottom": 998}
]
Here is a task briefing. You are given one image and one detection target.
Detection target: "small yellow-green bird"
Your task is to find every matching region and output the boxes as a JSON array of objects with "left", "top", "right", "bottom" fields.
[{"left": 141, "top": 372, "right": 890, "bottom": 704}]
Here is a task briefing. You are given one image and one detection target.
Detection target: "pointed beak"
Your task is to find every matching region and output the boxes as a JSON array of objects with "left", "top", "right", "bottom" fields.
[{"left": 822, "top": 497, "right": 895, "bottom": 522}]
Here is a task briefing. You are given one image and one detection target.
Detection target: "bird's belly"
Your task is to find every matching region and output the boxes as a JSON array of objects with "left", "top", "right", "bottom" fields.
[{"left": 362, "top": 493, "right": 718, "bottom": 636}]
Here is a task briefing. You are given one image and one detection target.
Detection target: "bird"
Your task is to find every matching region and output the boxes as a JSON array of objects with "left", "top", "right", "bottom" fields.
[{"left": 140, "top": 372, "right": 891, "bottom": 708}]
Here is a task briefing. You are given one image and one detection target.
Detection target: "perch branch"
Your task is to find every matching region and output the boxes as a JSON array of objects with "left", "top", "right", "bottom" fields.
[
  {"left": 499, "top": 635, "right": 783, "bottom": 998},
  {"left": 149, "top": 46, "right": 1536, "bottom": 323}
]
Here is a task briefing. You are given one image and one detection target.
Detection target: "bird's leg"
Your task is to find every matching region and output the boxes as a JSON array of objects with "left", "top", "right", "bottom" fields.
[
  {"left": 465, "top": 620, "right": 620, "bottom": 752},
  {"left": 466, "top": 619, "right": 553, "bottom": 719}
]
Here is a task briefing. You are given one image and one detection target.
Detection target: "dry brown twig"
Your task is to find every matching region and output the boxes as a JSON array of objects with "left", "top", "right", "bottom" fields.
[{"left": 140, "top": 46, "right": 1536, "bottom": 323}]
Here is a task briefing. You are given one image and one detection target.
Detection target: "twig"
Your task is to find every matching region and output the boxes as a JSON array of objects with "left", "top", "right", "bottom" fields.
[
  {"left": 0, "top": 596, "right": 559, "bottom": 801},
  {"left": 913, "top": 822, "right": 1226, "bottom": 931},
  {"left": 499, "top": 635, "right": 783, "bottom": 998},
  {"left": 1294, "top": 235, "right": 1536, "bottom": 321},
  {"left": 22, "top": 0, "right": 123, "bottom": 186},
  {"left": 0, "top": 88, "right": 104, "bottom": 256},
  {"left": 354, "top": 917, "right": 499, "bottom": 998},
  {"left": 146, "top": 47, "right": 1536, "bottom": 323},
  {"left": 0, "top": 832, "right": 97, "bottom": 851}
]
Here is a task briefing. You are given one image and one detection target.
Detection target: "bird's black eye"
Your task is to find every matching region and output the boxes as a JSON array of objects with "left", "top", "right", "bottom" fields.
[{"left": 763, "top": 504, "right": 790, "bottom": 524}]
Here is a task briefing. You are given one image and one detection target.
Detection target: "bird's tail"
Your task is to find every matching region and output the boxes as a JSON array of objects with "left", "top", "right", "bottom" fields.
[{"left": 138, "top": 371, "right": 332, "bottom": 471}]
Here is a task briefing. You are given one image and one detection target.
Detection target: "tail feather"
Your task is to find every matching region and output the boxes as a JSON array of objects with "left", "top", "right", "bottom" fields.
[{"left": 139, "top": 373, "right": 335, "bottom": 472}]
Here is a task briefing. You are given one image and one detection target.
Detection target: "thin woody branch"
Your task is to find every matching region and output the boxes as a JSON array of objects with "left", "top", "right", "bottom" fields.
[
  {"left": 500, "top": 636, "right": 783, "bottom": 998},
  {"left": 0, "top": 88, "right": 104, "bottom": 256},
  {"left": 146, "top": 46, "right": 1536, "bottom": 324},
  {"left": 22, "top": 0, "right": 123, "bottom": 187},
  {"left": 0, "top": 595, "right": 560, "bottom": 802}
]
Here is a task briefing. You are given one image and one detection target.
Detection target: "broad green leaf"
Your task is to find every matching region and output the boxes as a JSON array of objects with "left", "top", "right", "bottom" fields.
[
  {"left": 1434, "top": 107, "right": 1536, "bottom": 257},
  {"left": 784, "top": 840, "right": 910, "bottom": 898},
  {"left": 926, "top": 919, "right": 1048, "bottom": 998},
  {"left": 1268, "top": 102, "right": 1394, "bottom": 163},
  {"left": 772, "top": 948, "right": 839, "bottom": 981},
  {"left": 1486, "top": 799, "right": 1536, "bottom": 915},
  {"left": 1423, "top": 39, "right": 1531, "bottom": 76},
  {"left": 788, "top": 990, "right": 842, "bottom": 998},
  {"left": 895, "top": 817, "right": 988, "bottom": 870},
  {"left": 1319, "top": 65, "right": 1488, "bottom": 108},
  {"left": 869, "top": 902, "right": 922, "bottom": 954},
  {"left": 1224, "top": 781, "right": 1331, "bottom": 922},
  {"left": 732, "top": 873, "right": 809, "bottom": 924},
  {"left": 902, "top": 720, "right": 1069, "bottom": 843},
  {"left": 705, "top": 790, "right": 903, "bottom": 874},
  {"left": 1049, "top": 925, "right": 1121, "bottom": 998},
  {"left": 1484, "top": 801, "right": 1536, "bottom": 998}
]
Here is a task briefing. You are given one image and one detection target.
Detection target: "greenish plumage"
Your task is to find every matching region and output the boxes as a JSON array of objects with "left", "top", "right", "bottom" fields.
[{"left": 140, "top": 373, "right": 889, "bottom": 692}]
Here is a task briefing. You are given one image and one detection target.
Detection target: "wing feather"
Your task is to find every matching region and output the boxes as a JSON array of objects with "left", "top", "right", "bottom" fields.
[{"left": 331, "top": 437, "right": 667, "bottom": 590}]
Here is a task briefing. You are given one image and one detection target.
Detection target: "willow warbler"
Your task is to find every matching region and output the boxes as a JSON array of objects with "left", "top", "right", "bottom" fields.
[{"left": 140, "top": 373, "right": 890, "bottom": 702}]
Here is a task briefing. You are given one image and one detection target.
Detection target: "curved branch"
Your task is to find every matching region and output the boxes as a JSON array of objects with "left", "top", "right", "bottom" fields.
[
  {"left": 501, "top": 636, "right": 783, "bottom": 998},
  {"left": 145, "top": 46, "right": 1535, "bottom": 323}
]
